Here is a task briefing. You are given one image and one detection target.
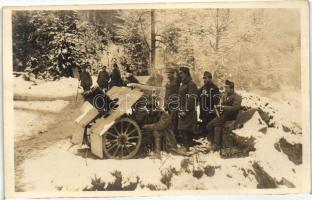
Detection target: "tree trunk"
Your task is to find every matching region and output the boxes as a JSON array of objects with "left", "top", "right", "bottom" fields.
[
  {"left": 215, "top": 9, "right": 220, "bottom": 52},
  {"left": 150, "top": 9, "right": 156, "bottom": 71}
]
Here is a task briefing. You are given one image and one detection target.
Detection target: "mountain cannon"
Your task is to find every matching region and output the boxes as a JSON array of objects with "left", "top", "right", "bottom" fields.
[{"left": 73, "top": 77, "right": 163, "bottom": 159}]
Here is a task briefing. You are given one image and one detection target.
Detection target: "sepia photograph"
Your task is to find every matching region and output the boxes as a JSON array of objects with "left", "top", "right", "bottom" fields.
[{"left": 3, "top": 1, "right": 310, "bottom": 198}]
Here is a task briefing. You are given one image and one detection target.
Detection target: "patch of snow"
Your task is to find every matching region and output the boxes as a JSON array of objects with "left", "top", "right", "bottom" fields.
[
  {"left": 233, "top": 111, "right": 267, "bottom": 138},
  {"left": 15, "top": 89, "right": 304, "bottom": 192},
  {"left": 239, "top": 90, "right": 301, "bottom": 129},
  {"left": 126, "top": 108, "right": 133, "bottom": 115},
  {"left": 14, "top": 76, "right": 79, "bottom": 99},
  {"left": 14, "top": 110, "right": 55, "bottom": 141},
  {"left": 14, "top": 100, "right": 69, "bottom": 113},
  {"left": 251, "top": 127, "right": 302, "bottom": 188},
  {"left": 21, "top": 139, "right": 169, "bottom": 191}
]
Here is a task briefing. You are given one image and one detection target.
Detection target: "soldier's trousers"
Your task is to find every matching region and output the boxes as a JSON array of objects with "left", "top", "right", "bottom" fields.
[
  {"left": 168, "top": 110, "right": 179, "bottom": 136},
  {"left": 206, "top": 111, "right": 238, "bottom": 147},
  {"left": 199, "top": 113, "right": 216, "bottom": 136},
  {"left": 178, "top": 130, "right": 192, "bottom": 150},
  {"left": 152, "top": 130, "right": 177, "bottom": 151}
]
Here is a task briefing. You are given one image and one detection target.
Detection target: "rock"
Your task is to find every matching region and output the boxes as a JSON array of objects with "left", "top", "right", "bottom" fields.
[
  {"left": 123, "top": 177, "right": 140, "bottom": 191},
  {"left": 180, "top": 158, "right": 192, "bottom": 173},
  {"left": 106, "top": 171, "right": 123, "bottom": 190},
  {"left": 235, "top": 109, "right": 257, "bottom": 125},
  {"left": 247, "top": 169, "right": 255, "bottom": 176},
  {"left": 241, "top": 168, "right": 248, "bottom": 177},
  {"left": 160, "top": 170, "right": 173, "bottom": 189},
  {"left": 144, "top": 184, "right": 161, "bottom": 191},
  {"left": 83, "top": 175, "right": 106, "bottom": 191},
  {"left": 277, "top": 138, "right": 302, "bottom": 165},
  {"left": 192, "top": 169, "right": 204, "bottom": 179},
  {"left": 83, "top": 172, "right": 140, "bottom": 191},
  {"left": 252, "top": 162, "right": 278, "bottom": 189},
  {"left": 221, "top": 133, "right": 256, "bottom": 159},
  {"left": 159, "top": 167, "right": 178, "bottom": 189},
  {"left": 204, "top": 165, "right": 218, "bottom": 177},
  {"left": 38, "top": 130, "right": 48, "bottom": 135},
  {"left": 274, "top": 143, "right": 281, "bottom": 152},
  {"left": 257, "top": 108, "right": 271, "bottom": 126},
  {"left": 258, "top": 127, "right": 267, "bottom": 134},
  {"left": 282, "top": 125, "right": 291, "bottom": 132},
  {"left": 277, "top": 177, "right": 295, "bottom": 188}
]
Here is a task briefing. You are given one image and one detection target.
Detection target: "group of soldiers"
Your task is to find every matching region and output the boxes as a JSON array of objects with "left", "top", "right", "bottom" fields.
[
  {"left": 79, "top": 61, "right": 242, "bottom": 159},
  {"left": 79, "top": 62, "right": 124, "bottom": 92},
  {"left": 132, "top": 65, "right": 242, "bottom": 159}
]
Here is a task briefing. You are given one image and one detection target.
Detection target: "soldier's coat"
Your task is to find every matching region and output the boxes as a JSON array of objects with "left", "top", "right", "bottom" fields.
[
  {"left": 79, "top": 70, "right": 92, "bottom": 89},
  {"left": 198, "top": 82, "right": 220, "bottom": 122},
  {"left": 178, "top": 77, "right": 198, "bottom": 132},
  {"left": 97, "top": 70, "right": 109, "bottom": 89}
]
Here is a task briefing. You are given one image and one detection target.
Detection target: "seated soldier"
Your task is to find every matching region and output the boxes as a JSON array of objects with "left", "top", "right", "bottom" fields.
[
  {"left": 81, "top": 86, "right": 119, "bottom": 147},
  {"left": 140, "top": 96, "right": 179, "bottom": 159},
  {"left": 207, "top": 80, "right": 242, "bottom": 151},
  {"left": 82, "top": 86, "right": 118, "bottom": 115}
]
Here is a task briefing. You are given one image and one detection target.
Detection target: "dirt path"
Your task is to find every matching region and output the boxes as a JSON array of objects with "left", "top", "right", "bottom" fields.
[{"left": 14, "top": 99, "right": 84, "bottom": 191}]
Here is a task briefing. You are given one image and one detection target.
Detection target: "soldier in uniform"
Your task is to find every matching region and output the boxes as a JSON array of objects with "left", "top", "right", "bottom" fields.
[
  {"left": 177, "top": 66, "right": 198, "bottom": 151},
  {"left": 97, "top": 65, "right": 110, "bottom": 91},
  {"left": 141, "top": 97, "right": 178, "bottom": 159},
  {"left": 110, "top": 63, "right": 124, "bottom": 88},
  {"left": 79, "top": 65, "right": 93, "bottom": 92},
  {"left": 164, "top": 67, "right": 180, "bottom": 136},
  {"left": 207, "top": 80, "right": 242, "bottom": 151},
  {"left": 198, "top": 71, "right": 220, "bottom": 138}
]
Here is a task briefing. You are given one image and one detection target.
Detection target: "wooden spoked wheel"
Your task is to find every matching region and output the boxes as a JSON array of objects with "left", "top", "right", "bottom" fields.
[{"left": 102, "top": 118, "right": 142, "bottom": 159}]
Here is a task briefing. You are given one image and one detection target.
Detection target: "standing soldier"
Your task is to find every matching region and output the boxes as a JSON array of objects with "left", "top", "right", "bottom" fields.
[
  {"left": 198, "top": 71, "right": 220, "bottom": 138},
  {"left": 207, "top": 80, "right": 242, "bottom": 151},
  {"left": 110, "top": 63, "right": 124, "bottom": 88},
  {"left": 177, "top": 66, "right": 198, "bottom": 151},
  {"left": 97, "top": 65, "right": 110, "bottom": 91},
  {"left": 79, "top": 64, "right": 93, "bottom": 92},
  {"left": 164, "top": 67, "right": 180, "bottom": 136}
]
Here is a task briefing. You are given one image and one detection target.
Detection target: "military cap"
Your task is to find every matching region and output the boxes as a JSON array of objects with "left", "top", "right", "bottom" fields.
[
  {"left": 225, "top": 80, "right": 235, "bottom": 88},
  {"left": 179, "top": 66, "right": 190, "bottom": 76},
  {"left": 164, "top": 67, "right": 175, "bottom": 74},
  {"left": 203, "top": 71, "right": 212, "bottom": 78}
]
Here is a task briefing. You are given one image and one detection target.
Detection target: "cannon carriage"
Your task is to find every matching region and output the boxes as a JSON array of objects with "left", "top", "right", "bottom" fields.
[{"left": 73, "top": 79, "right": 161, "bottom": 159}]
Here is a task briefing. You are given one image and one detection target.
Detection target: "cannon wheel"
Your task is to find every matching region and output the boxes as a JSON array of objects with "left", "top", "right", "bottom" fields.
[{"left": 102, "top": 117, "right": 142, "bottom": 159}]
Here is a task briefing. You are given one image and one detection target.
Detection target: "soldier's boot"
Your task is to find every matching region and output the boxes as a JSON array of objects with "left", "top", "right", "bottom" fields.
[
  {"left": 213, "top": 127, "right": 222, "bottom": 151},
  {"left": 182, "top": 131, "right": 190, "bottom": 151},
  {"left": 151, "top": 137, "right": 161, "bottom": 159}
]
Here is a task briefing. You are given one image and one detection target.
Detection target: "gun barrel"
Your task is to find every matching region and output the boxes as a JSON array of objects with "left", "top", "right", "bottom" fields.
[
  {"left": 214, "top": 105, "right": 221, "bottom": 118},
  {"left": 127, "top": 83, "right": 163, "bottom": 91}
]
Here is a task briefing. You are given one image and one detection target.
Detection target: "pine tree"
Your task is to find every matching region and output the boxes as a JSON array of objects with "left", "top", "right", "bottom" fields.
[
  {"left": 12, "top": 10, "right": 113, "bottom": 79},
  {"left": 12, "top": 11, "right": 37, "bottom": 71},
  {"left": 115, "top": 10, "right": 150, "bottom": 75}
]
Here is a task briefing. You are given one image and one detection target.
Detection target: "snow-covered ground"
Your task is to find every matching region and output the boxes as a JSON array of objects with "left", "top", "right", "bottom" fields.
[
  {"left": 14, "top": 100, "right": 70, "bottom": 114},
  {"left": 14, "top": 76, "right": 80, "bottom": 100},
  {"left": 14, "top": 110, "right": 55, "bottom": 141},
  {"left": 17, "top": 110, "right": 302, "bottom": 191},
  {"left": 14, "top": 78, "right": 304, "bottom": 192},
  {"left": 14, "top": 100, "right": 70, "bottom": 141}
]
